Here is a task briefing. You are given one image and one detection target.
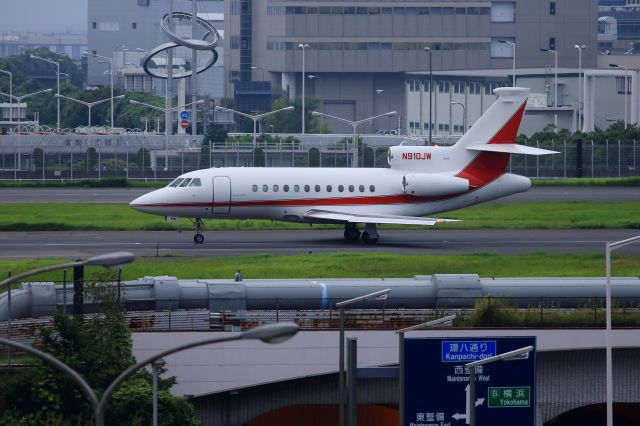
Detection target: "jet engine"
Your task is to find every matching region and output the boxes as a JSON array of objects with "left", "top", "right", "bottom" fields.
[{"left": 402, "top": 174, "right": 469, "bottom": 197}]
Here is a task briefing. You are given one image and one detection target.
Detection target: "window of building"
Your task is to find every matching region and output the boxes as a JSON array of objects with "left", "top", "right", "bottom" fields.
[
  {"left": 315, "top": 185, "right": 321, "bottom": 192},
  {"left": 455, "top": 7, "right": 467, "bottom": 15},
  {"left": 304, "top": 185, "right": 310, "bottom": 192},
  {"left": 550, "top": 2, "right": 556, "bottom": 15},
  {"left": 98, "top": 22, "right": 120, "bottom": 32},
  {"left": 92, "top": 22, "right": 97, "bottom": 29},
  {"left": 491, "top": 2, "right": 515, "bottom": 22},
  {"left": 262, "top": 184, "right": 268, "bottom": 192},
  {"left": 453, "top": 82, "right": 465, "bottom": 94},
  {"left": 252, "top": 184, "right": 258, "bottom": 192},
  {"left": 132, "top": 22, "right": 137, "bottom": 30},
  {"left": 469, "top": 82, "right": 481, "bottom": 94},
  {"left": 231, "top": 0, "right": 240, "bottom": 15},
  {"left": 549, "top": 37, "right": 556, "bottom": 51},
  {"left": 439, "top": 82, "right": 450, "bottom": 93},
  {"left": 348, "top": 185, "right": 355, "bottom": 192},
  {"left": 307, "top": 7, "right": 317, "bottom": 14},
  {"left": 137, "top": 0, "right": 150, "bottom": 6},
  {"left": 273, "top": 185, "right": 279, "bottom": 192}
]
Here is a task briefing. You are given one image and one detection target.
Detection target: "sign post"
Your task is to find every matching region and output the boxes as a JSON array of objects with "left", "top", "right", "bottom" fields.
[{"left": 403, "top": 336, "right": 535, "bottom": 426}]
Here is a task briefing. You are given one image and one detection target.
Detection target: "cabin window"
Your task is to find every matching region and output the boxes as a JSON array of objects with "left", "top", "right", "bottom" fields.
[
  {"left": 369, "top": 185, "right": 375, "bottom": 192},
  {"left": 283, "top": 185, "right": 290, "bottom": 192},
  {"left": 178, "top": 178, "right": 192, "bottom": 187},
  {"left": 326, "top": 185, "right": 333, "bottom": 192},
  {"left": 168, "top": 178, "right": 184, "bottom": 187},
  {"left": 348, "top": 185, "right": 355, "bottom": 192},
  {"left": 314, "top": 184, "right": 321, "bottom": 192},
  {"left": 252, "top": 184, "right": 258, "bottom": 192},
  {"left": 294, "top": 184, "right": 300, "bottom": 192},
  {"left": 359, "top": 185, "right": 365, "bottom": 192},
  {"left": 273, "top": 184, "right": 279, "bottom": 192},
  {"left": 262, "top": 184, "right": 268, "bottom": 192},
  {"left": 338, "top": 185, "right": 344, "bottom": 192},
  {"left": 304, "top": 185, "right": 311, "bottom": 192}
]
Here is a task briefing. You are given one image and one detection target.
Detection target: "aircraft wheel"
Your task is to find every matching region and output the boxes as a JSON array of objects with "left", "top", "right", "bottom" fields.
[
  {"left": 194, "top": 234, "right": 205, "bottom": 244},
  {"left": 344, "top": 227, "right": 360, "bottom": 242},
  {"left": 362, "top": 231, "right": 379, "bottom": 245}
]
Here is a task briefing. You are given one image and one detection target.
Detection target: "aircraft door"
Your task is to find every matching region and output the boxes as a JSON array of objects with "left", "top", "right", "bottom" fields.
[{"left": 212, "top": 176, "right": 231, "bottom": 214}]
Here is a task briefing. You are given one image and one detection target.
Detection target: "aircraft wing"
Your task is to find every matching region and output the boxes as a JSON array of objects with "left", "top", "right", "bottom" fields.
[{"left": 303, "top": 209, "right": 459, "bottom": 226}]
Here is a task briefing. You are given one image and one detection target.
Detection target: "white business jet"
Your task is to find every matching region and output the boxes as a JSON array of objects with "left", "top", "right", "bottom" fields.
[{"left": 130, "top": 87, "right": 555, "bottom": 244}]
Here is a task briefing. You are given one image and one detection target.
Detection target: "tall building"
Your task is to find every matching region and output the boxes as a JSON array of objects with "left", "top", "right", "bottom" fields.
[{"left": 225, "top": 0, "right": 598, "bottom": 134}]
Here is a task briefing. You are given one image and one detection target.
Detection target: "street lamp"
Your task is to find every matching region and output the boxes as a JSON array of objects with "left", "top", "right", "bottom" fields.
[
  {"left": 335, "top": 289, "right": 391, "bottom": 426},
  {"left": 605, "top": 235, "right": 640, "bottom": 426},
  {"left": 95, "top": 322, "right": 299, "bottom": 425},
  {"left": 609, "top": 63, "right": 629, "bottom": 129},
  {"left": 31, "top": 55, "right": 61, "bottom": 130},
  {"left": 312, "top": 110, "right": 397, "bottom": 168},
  {"left": 540, "top": 48, "right": 558, "bottom": 130},
  {"left": 0, "top": 252, "right": 135, "bottom": 365},
  {"left": 215, "top": 105, "right": 295, "bottom": 146},
  {"left": 498, "top": 40, "right": 516, "bottom": 87},
  {"left": 130, "top": 99, "right": 205, "bottom": 170},
  {"left": 424, "top": 46, "right": 433, "bottom": 145},
  {"left": 298, "top": 43, "right": 309, "bottom": 134},
  {"left": 574, "top": 45, "right": 586, "bottom": 132},
  {"left": 151, "top": 357, "right": 166, "bottom": 426},
  {"left": 0, "top": 88, "right": 53, "bottom": 129},
  {"left": 251, "top": 65, "right": 265, "bottom": 80},
  {"left": 0, "top": 69, "right": 13, "bottom": 122},
  {"left": 396, "top": 314, "right": 456, "bottom": 426},
  {"left": 466, "top": 346, "right": 534, "bottom": 426},
  {"left": 0, "top": 321, "right": 297, "bottom": 426},
  {"left": 56, "top": 94, "right": 125, "bottom": 128},
  {"left": 83, "top": 51, "right": 115, "bottom": 129},
  {"left": 451, "top": 101, "right": 466, "bottom": 134}
]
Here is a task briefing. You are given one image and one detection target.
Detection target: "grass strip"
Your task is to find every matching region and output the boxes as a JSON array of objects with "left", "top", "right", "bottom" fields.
[
  {"left": 1, "top": 253, "right": 639, "bottom": 285},
  {"left": 0, "top": 201, "right": 638, "bottom": 231},
  {"left": 533, "top": 177, "right": 640, "bottom": 186}
]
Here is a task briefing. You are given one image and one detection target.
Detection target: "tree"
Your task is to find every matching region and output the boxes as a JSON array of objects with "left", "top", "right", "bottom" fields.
[
  {"left": 0, "top": 275, "right": 201, "bottom": 426},
  {"left": 262, "top": 96, "right": 329, "bottom": 134}
]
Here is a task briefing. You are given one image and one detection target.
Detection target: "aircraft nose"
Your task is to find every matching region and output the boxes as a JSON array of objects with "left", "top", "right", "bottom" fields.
[{"left": 129, "top": 190, "right": 166, "bottom": 213}]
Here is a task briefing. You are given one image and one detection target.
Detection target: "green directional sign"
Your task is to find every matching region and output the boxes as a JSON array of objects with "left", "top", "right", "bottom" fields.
[{"left": 488, "top": 386, "right": 531, "bottom": 408}]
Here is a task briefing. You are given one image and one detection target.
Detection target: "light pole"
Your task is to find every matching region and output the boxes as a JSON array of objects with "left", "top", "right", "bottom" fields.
[
  {"left": 298, "top": 43, "right": 309, "bottom": 134},
  {"left": 0, "top": 321, "right": 297, "bottom": 426},
  {"left": 151, "top": 357, "right": 166, "bottom": 426},
  {"left": 0, "top": 69, "right": 13, "bottom": 122},
  {"left": 540, "top": 48, "right": 558, "bottom": 130},
  {"left": 396, "top": 314, "right": 456, "bottom": 426},
  {"left": 30, "top": 55, "right": 61, "bottom": 130},
  {"left": 451, "top": 101, "right": 466, "bottom": 134},
  {"left": 498, "top": 40, "right": 516, "bottom": 87},
  {"left": 215, "top": 105, "right": 294, "bottom": 146},
  {"left": 312, "top": 110, "right": 397, "bottom": 168},
  {"left": 0, "top": 252, "right": 135, "bottom": 365},
  {"left": 424, "top": 46, "right": 432, "bottom": 145},
  {"left": 83, "top": 52, "right": 115, "bottom": 129},
  {"left": 605, "top": 235, "right": 640, "bottom": 426},
  {"left": 251, "top": 65, "right": 265, "bottom": 80},
  {"left": 574, "top": 44, "right": 586, "bottom": 131},
  {"left": 0, "top": 88, "right": 53, "bottom": 127},
  {"left": 130, "top": 99, "right": 205, "bottom": 170},
  {"left": 466, "top": 346, "right": 534, "bottom": 426},
  {"left": 375, "top": 89, "right": 387, "bottom": 132},
  {"left": 609, "top": 63, "right": 629, "bottom": 129},
  {"left": 335, "top": 289, "right": 391, "bottom": 426},
  {"left": 95, "top": 322, "right": 299, "bottom": 426},
  {"left": 56, "top": 94, "right": 125, "bottom": 128}
]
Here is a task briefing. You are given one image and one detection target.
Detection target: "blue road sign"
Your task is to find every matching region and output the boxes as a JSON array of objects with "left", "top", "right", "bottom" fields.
[
  {"left": 180, "top": 110, "right": 190, "bottom": 120},
  {"left": 404, "top": 336, "right": 536, "bottom": 426}
]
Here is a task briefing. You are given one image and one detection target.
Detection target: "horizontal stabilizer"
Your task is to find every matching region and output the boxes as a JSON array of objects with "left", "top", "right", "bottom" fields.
[
  {"left": 466, "top": 143, "right": 558, "bottom": 156},
  {"left": 304, "top": 209, "right": 459, "bottom": 226}
]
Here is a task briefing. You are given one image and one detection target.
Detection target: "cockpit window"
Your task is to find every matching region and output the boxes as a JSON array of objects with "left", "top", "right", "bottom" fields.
[
  {"left": 178, "top": 178, "right": 193, "bottom": 187},
  {"left": 168, "top": 178, "right": 185, "bottom": 187},
  {"left": 188, "top": 178, "right": 202, "bottom": 187}
]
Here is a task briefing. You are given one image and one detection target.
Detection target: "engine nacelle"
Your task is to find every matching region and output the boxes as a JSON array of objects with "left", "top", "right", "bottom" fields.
[{"left": 402, "top": 173, "right": 469, "bottom": 197}]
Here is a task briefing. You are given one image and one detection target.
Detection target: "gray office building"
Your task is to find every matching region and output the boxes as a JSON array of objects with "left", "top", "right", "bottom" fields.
[{"left": 224, "top": 0, "right": 598, "bottom": 134}]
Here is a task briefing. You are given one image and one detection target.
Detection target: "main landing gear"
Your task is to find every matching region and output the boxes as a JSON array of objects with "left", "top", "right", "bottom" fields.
[
  {"left": 343, "top": 223, "right": 379, "bottom": 244},
  {"left": 190, "top": 218, "right": 206, "bottom": 244}
]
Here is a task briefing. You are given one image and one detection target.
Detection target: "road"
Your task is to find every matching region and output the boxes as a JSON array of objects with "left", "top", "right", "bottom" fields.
[
  {"left": 0, "top": 186, "right": 638, "bottom": 204},
  {"left": 1, "top": 229, "right": 639, "bottom": 259}
]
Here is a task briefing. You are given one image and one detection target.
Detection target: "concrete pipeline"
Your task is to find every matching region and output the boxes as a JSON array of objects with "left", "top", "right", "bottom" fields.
[{"left": 2, "top": 274, "right": 640, "bottom": 321}]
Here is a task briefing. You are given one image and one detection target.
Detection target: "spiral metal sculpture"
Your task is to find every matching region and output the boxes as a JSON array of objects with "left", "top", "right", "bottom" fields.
[{"left": 143, "top": 11, "right": 220, "bottom": 79}]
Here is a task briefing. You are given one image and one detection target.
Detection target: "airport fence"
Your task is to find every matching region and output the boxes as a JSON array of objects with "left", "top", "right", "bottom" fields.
[{"left": 0, "top": 134, "right": 638, "bottom": 181}]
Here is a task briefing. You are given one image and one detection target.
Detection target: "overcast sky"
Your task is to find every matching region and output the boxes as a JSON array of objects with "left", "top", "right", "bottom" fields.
[{"left": 1, "top": 0, "right": 87, "bottom": 33}]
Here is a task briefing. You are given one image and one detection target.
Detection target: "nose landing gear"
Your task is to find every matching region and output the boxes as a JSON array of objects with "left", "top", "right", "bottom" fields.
[{"left": 190, "top": 218, "right": 206, "bottom": 244}]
